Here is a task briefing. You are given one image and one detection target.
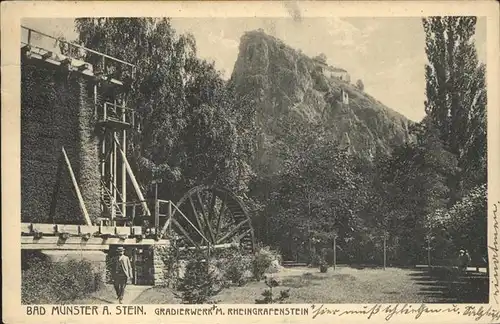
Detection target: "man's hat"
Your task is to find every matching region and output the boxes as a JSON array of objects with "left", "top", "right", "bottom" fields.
[{"left": 116, "top": 246, "right": 125, "bottom": 252}]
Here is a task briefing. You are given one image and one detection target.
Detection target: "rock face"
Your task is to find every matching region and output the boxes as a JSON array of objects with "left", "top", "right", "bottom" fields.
[{"left": 230, "top": 30, "right": 413, "bottom": 172}]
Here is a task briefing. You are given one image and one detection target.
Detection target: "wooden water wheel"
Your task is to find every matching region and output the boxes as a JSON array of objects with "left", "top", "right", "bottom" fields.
[{"left": 169, "top": 185, "right": 255, "bottom": 253}]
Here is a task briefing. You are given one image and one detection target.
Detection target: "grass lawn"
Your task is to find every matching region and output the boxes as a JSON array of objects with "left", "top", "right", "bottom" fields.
[{"left": 73, "top": 266, "right": 488, "bottom": 304}]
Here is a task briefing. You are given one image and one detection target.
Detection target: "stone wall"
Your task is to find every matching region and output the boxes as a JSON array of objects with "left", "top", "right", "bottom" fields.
[
  {"left": 152, "top": 244, "right": 176, "bottom": 287},
  {"left": 21, "top": 57, "right": 100, "bottom": 224}
]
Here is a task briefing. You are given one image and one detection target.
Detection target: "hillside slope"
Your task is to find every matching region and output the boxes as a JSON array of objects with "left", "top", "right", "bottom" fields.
[{"left": 230, "top": 30, "right": 413, "bottom": 172}]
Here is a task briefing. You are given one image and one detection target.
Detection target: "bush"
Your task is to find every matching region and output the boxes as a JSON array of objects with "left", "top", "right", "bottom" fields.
[
  {"left": 22, "top": 258, "right": 103, "bottom": 304},
  {"left": 255, "top": 276, "right": 290, "bottom": 304},
  {"left": 222, "top": 253, "right": 252, "bottom": 286},
  {"left": 175, "top": 252, "right": 226, "bottom": 304},
  {"left": 158, "top": 245, "right": 181, "bottom": 288},
  {"left": 252, "top": 247, "right": 282, "bottom": 280},
  {"left": 356, "top": 79, "right": 365, "bottom": 91},
  {"left": 209, "top": 247, "right": 251, "bottom": 286}
]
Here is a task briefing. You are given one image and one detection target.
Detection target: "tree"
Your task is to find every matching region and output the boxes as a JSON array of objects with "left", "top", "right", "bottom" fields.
[
  {"left": 355, "top": 79, "right": 364, "bottom": 91},
  {"left": 422, "top": 17, "right": 486, "bottom": 197},
  {"left": 265, "top": 116, "right": 368, "bottom": 261},
  {"left": 374, "top": 125, "right": 458, "bottom": 265},
  {"left": 313, "top": 53, "right": 327, "bottom": 64}
]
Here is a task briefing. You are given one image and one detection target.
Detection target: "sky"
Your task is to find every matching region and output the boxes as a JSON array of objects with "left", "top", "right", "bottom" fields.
[{"left": 22, "top": 17, "right": 486, "bottom": 122}]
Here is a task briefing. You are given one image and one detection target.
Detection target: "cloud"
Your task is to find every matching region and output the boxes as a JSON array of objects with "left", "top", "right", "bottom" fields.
[
  {"left": 323, "top": 18, "right": 373, "bottom": 54},
  {"left": 207, "top": 29, "right": 239, "bottom": 49}
]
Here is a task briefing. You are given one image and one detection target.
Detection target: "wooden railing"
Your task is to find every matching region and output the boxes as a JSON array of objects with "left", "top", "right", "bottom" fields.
[
  {"left": 98, "top": 101, "right": 135, "bottom": 127},
  {"left": 21, "top": 26, "right": 136, "bottom": 79},
  {"left": 98, "top": 197, "right": 210, "bottom": 246}
]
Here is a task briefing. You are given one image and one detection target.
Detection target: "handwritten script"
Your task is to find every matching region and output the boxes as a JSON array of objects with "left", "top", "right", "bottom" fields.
[
  {"left": 310, "top": 304, "right": 500, "bottom": 322},
  {"left": 489, "top": 202, "right": 499, "bottom": 304}
]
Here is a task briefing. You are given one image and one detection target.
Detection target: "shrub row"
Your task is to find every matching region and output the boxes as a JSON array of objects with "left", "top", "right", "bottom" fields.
[
  {"left": 174, "top": 246, "right": 283, "bottom": 304},
  {"left": 22, "top": 258, "right": 103, "bottom": 304}
]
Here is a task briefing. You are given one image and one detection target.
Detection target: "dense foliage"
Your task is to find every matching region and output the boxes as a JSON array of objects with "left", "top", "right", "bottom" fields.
[
  {"left": 22, "top": 257, "right": 103, "bottom": 304},
  {"left": 355, "top": 79, "right": 364, "bottom": 91},
  {"left": 422, "top": 16, "right": 487, "bottom": 196}
]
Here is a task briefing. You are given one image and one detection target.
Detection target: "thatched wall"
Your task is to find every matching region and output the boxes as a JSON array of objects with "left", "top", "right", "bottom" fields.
[{"left": 21, "top": 57, "right": 100, "bottom": 224}]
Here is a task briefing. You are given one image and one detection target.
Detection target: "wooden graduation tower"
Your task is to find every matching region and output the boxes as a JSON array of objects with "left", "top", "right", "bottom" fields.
[{"left": 20, "top": 26, "right": 162, "bottom": 247}]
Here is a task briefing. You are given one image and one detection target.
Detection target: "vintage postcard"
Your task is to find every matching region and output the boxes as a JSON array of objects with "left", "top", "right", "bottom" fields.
[{"left": 2, "top": 1, "right": 500, "bottom": 323}]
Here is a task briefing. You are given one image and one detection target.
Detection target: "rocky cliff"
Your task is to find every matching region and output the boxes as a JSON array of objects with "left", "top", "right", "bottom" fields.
[{"left": 230, "top": 30, "right": 413, "bottom": 172}]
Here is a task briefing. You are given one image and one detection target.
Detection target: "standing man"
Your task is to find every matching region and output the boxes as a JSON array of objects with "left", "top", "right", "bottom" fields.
[
  {"left": 457, "top": 249, "right": 471, "bottom": 272},
  {"left": 112, "top": 246, "right": 133, "bottom": 303}
]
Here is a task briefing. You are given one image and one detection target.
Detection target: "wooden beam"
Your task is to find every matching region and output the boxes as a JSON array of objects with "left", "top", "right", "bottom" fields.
[
  {"left": 56, "top": 225, "right": 80, "bottom": 235},
  {"left": 188, "top": 195, "right": 205, "bottom": 241},
  {"left": 21, "top": 236, "right": 170, "bottom": 245},
  {"left": 170, "top": 218, "right": 200, "bottom": 249},
  {"left": 114, "top": 135, "right": 150, "bottom": 216},
  {"left": 100, "top": 226, "right": 116, "bottom": 235},
  {"left": 78, "top": 63, "right": 91, "bottom": 72},
  {"left": 112, "top": 133, "right": 117, "bottom": 224},
  {"left": 41, "top": 51, "right": 53, "bottom": 60},
  {"left": 121, "top": 122, "right": 127, "bottom": 220},
  {"left": 61, "top": 147, "right": 92, "bottom": 225},
  {"left": 216, "top": 219, "right": 250, "bottom": 244},
  {"left": 197, "top": 192, "right": 216, "bottom": 243},
  {"left": 215, "top": 200, "right": 227, "bottom": 240},
  {"left": 159, "top": 201, "right": 174, "bottom": 236},
  {"left": 21, "top": 223, "right": 146, "bottom": 237},
  {"left": 79, "top": 225, "right": 100, "bottom": 235},
  {"left": 237, "top": 228, "right": 253, "bottom": 240},
  {"left": 21, "top": 236, "right": 170, "bottom": 250},
  {"left": 32, "top": 223, "right": 57, "bottom": 233},
  {"left": 21, "top": 223, "right": 32, "bottom": 235},
  {"left": 178, "top": 243, "right": 234, "bottom": 251}
]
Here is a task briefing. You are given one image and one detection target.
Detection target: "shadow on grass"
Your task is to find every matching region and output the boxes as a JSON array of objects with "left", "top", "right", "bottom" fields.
[
  {"left": 281, "top": 271, "right": 355, "bottom": 288},
  {"left": 409, "top": 267, "right": 488, "bottom": 303}
]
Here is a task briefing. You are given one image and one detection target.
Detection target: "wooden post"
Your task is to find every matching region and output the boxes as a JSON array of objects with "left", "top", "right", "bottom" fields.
[
  {"left": 383, "top": 233, "right": 387, "bottom": 270},
  {"left": 114, "top": 135, "right": 151, "bottom": 216},
  {"left": 112, "top": 134, "right": 117, "bottom": 225},
  {"left": 93, "top": 84, "right": 98, "bottom": 116},
  {"left": 100, "top": 130, "right": 106, "bottom": 217},
  {"left": 427, "top": 237, "right": 431, "bottom": 268},
  {"left": 333, "top": 235, "right": 337, "bottom": 271},
  {"left": 27, "top": 29, "right": 32, "bottom": 45},
  {"left": 61, "top": 147, "right": 92, "bottom": 225},
  {"left": 121, "top": 101, "right": 127, "bottom": 220},
  {"left": 168, "top": 200, "right": 172, "bottom": 237},
  {"left": 308, "top": 223, "right": 312, "bottom": 265},
  {"left": 154, "top": 185, "right": 160, "bottom": 233}
]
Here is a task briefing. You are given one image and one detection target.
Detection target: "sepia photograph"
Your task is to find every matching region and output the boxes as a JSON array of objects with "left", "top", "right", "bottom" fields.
[
  {"left": 17, "top": 14, "right": 490, "bottom": 306},
  {"left": 2, "top": 2, "right": 499, "bottom": 323}
]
